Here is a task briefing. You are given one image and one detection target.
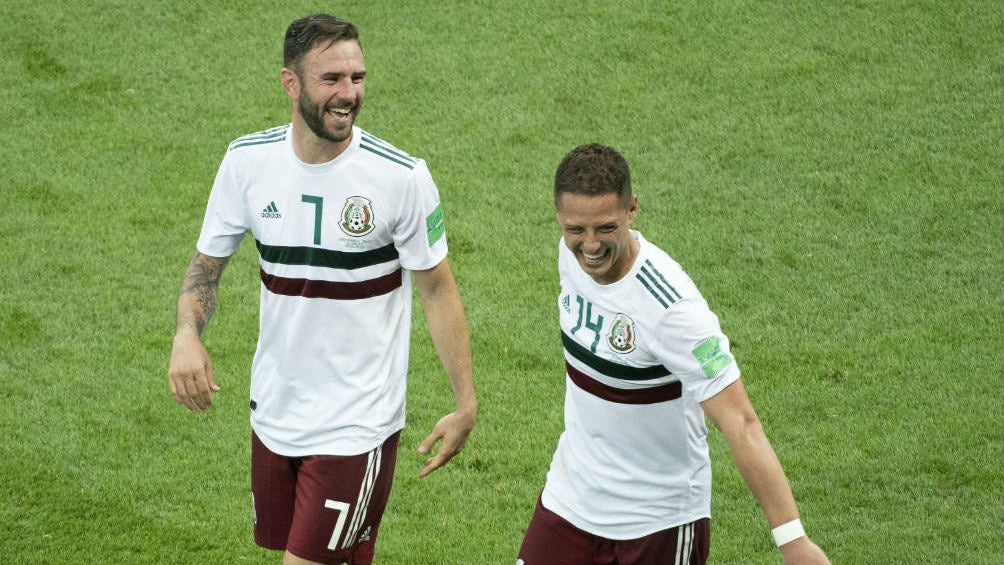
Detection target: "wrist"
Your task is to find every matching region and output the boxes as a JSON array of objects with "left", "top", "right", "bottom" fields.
[
  {"left": 453, "top": 396, "right": 477, "bottom": 421},
  {"left": 456, "top": 400, "right": 478, "bottom": 418},
  {"left": 771, "top": 518, "right": 806, "bottom": 547},
  {"left": 173, "top": 327, "right": 200, "bottom": 343}
]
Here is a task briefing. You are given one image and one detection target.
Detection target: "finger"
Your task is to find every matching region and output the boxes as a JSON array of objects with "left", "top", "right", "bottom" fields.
[
  {"left": 181, "top": 371, "right": 209, "bottom": 412},
  {"left": 418, "top": 437, "right": 464, "bottom": 478},
  {"left": 206, "top": 362, "right": 221, "bottom": 392},
  {"left": 419, "top": 441, "right": 463, "bottom": 478},
  {"left": 417, "top": 429, "right": 442, "bottom": 454},
  {"left": 193, "top": 372, "right": 213, "bottom": 410},
  {"left": 169, "top": 372, "right": 196, "bottom": 411},
  {"left": 419, "top": 452, "right": 449, "bottom": 478},
  {"left": 194, "top": 359, "right": 220, "bottom": 410},
  {"left": 179, "top": 378, "right": 200, "bottom": 412}
]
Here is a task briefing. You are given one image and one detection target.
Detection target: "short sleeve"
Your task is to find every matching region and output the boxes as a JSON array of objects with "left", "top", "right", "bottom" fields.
[
  {"left": 196, "top": 153, "right": 249, "bottom": 257},
  {"left": 392, "top": 160, "right": 448, "bottom": 270},
  {"left": 651, "top": 298, "right": 741, "bottom": 402}
]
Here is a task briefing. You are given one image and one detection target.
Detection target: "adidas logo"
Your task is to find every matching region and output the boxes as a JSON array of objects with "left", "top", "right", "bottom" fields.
[{"left": 260, "top": 201, "right": 282, "bottom": 219}]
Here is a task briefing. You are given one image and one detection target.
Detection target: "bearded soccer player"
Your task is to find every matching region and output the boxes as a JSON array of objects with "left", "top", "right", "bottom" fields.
[
  {"left": 168, "top": 14, "right": 477, "bottom": 565},
  {"left": 516, "top": 144, "right": 829, "bottom": 565}
]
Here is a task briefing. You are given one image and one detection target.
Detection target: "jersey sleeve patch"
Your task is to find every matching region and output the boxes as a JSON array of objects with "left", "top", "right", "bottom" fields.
[
  {"left": 692, "top": 336, "right": 733, "bottom": 378},
  {"left": 426, "top": 204, "right": 445, "bottom": 245}
]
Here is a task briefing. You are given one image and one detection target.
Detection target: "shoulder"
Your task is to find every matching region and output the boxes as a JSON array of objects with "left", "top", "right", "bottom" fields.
[
  {"left": 631, "top": 235, "right": 699, "bottom": 311},
  {"left": 632, "top": 240, "right": 727, "bottom": 343},
  {"left": 355, "top": 128, "right": 423, "bottom": 173},
  {"left": 226, "top": 124, "right": 290, "bottom": 153}
]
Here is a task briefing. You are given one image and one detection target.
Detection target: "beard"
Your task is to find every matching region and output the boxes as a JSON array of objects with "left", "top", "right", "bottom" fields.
[{"left": 298, "top": 87, "right": 362, "bottom": 144}]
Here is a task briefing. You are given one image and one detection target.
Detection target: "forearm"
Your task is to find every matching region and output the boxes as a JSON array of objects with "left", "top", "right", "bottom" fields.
[
  {"left": 415, "top": 261, "right": 477, "bottom": 417},
  {"left": 169, "top": 251, "right": 229, "bottom": 412},
  {"left": 176, "top": 252, "right": 230, "bottom": 337},
  {"left": 723, "top": 415, "right": 799, "bottom": 527},
  {"left": 732, "top": 428, "right": 832, "bottom": 562},
  {"left": 704, "top": 381, "right": 828, "bottom": 562},
  {"left": 424, "top": 284, "right": 477, "bottom": 415}
]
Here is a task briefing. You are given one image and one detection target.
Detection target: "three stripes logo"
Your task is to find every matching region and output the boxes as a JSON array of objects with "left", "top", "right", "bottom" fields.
[
  {"left": 261, "top": 201, "right": 282, "bottom": 219},
  {"left": 637, "top": 259, "right": 682, "bottom": 308}
]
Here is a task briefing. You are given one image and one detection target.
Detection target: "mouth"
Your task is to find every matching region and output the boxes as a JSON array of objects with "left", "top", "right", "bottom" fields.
[
  {"left": 581, "top": 249, "right": 608, "bottom": 267},
  {"left": 327, "top": 106, "right": 353, "bottom": 122}
]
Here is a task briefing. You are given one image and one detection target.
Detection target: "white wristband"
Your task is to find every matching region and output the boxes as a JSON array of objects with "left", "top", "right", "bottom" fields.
[{"left": 771, "top": 519, "right": 806, "bottom": 547}]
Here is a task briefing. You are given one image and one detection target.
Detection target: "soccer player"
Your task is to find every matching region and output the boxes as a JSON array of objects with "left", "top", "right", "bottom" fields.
[
  {"left": 167, "top": 14, "right": 477, "bottom": 565},
  {"left": 516, "top": 144, "right": 829, "bottom": 565}
]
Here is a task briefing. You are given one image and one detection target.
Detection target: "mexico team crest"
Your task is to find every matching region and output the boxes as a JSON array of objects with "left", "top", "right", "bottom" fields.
[
  {"left": 607, "top": 313, "right": 637, "bottom": 354},
  {"left": 339, "top": 196, "right": 375, "bottom": 237}
]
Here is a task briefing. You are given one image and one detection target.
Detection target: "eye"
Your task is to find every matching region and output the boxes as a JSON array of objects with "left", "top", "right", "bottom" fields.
[{"left": 564, "top": 226, "right": 584, "bottom": 235}]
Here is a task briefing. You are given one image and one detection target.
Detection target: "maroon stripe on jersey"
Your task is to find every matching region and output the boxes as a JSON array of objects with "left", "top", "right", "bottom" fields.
[
  {"left": 260, "top": 267, "right": 403, "bottom": 300},
  {"left": 565, "top": 361, "right": 682, "bottom": 404}
]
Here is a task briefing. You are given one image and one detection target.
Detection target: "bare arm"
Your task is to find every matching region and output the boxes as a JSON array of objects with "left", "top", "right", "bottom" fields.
[
  {"left": 412, "top": 258, "right": 477, "bottom": 477},
  {"left": 168, "top": 251, "right": 231, "bottom": 412},
  {"left": 176, "top": 251, "right": 230, "bottom": 336},
  {"left": 702, "top": 379, "right": 831, "bottom": 564}
]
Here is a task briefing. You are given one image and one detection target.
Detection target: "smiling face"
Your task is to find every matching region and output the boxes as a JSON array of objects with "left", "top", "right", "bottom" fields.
[
  {"left": 556, "top": 191, "right": 639, "bottom": 285},
  {"left": 282, "top": 38, "right": 366, "bottom": 161}
]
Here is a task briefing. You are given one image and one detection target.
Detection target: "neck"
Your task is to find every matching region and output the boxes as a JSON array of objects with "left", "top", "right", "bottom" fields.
[
  {"left": 611, "top": 235, "right": 641, "bottom": 283},
  {"left": 290, "top": 116, "right": 352, "bottom": 164}
]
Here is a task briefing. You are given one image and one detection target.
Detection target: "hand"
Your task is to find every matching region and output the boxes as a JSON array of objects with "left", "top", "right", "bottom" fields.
[
  {"left": 417, "top": 410, "right": 476, "bottom": 478},
  {"left": 780, "top": 537, "right": 831, "bottom": 565},
  {"left": 168, "top": 332, "right": 221, "bottom": 412}
]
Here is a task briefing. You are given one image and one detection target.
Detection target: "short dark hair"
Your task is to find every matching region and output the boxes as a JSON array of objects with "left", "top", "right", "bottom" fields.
[
  {"left": 283, "top": 14, "right": 360, "bottom": 72},
  {"left": 554, "top": 143, "right": 632, "bottom": 207}
]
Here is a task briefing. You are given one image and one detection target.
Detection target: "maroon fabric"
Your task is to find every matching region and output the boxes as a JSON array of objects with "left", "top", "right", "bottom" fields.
[
  {"left": 260, "top": 267, "right": 403, "bottom": 300},
  {"left": 566, "top": 361, "right": 682, "bottom": 404},
  {"left": 251, "top": 431, "right": 400, "bottom": 565},
  {"left": 518, "top": 496, "right": 710, "bottom": 565}
]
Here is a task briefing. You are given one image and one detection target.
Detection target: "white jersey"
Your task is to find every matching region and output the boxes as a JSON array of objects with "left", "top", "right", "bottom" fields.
[
  {"left": 541, "top": 231, "right": 740, "bottom": 539},
  {"left": 196, "top": 124, "right": 447, "bottom": 457}
]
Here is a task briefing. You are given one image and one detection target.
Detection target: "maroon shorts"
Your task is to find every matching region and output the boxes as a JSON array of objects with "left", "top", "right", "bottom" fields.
[
  {"left": 251, "top": 431, "right": 400, "bottom": 565},
  {"left": 518, "top": 496, "right": 710, "bottom": 565}
]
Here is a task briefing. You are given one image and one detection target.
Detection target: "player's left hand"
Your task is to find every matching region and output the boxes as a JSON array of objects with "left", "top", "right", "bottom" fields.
[
  {"left": 417, "top": 410, "right": 476, "bottom": 478},
  {"left": 780, "top": 537, "right": 831, "bottom": 565}
]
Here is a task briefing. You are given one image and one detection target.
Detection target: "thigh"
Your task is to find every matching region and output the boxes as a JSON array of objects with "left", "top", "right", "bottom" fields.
[
  {"left": 251, "top": 431, "right": 298, "bottom": 551},
  {"left": 286, "top": 432, "right": 400, "bottom": 565},
  {"left": 517, "top": 496, "right": 596, "bottom": 565},
  {"left": 616, "top": 518, "right": 711, "bottom": 565}
]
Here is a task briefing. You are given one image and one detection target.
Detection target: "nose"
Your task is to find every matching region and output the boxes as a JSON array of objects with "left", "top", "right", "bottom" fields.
[
  {"left": 335, "top": 78, "right": 355, "bottom": 98},
  {"left": 582, "top": 231, "right": 602, "bottom": 253}
]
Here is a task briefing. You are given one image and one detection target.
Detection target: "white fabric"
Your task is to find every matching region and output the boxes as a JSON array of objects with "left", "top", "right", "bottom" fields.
[
  {"left": 541, "top": 231, "right": 740, "bottom": 539},
  {"left": 197, "top": 124, "right": 447, "bottom": 456}
]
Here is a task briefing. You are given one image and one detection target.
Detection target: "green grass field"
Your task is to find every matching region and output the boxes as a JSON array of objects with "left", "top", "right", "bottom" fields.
[{"left": 2, "top": 1, "right": 1001, "bottom": 563}]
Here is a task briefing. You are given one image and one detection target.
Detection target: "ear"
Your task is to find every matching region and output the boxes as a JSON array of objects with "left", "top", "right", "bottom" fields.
[
  {"left": 280, "top": 67, "right": 299, "bottom": 99},
  {"left": 627, "top": 194, "right": 638, "bottom": 222}
]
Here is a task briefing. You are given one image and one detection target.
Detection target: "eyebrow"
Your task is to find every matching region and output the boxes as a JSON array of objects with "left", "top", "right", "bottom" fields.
[{"left": 318, "top": 70, "right": 366, "bottom": 79}]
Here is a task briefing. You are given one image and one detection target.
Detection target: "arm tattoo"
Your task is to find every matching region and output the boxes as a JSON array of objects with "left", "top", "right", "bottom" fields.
[{"left": 178, "top": 252, "right": 231, "bottom": 335}]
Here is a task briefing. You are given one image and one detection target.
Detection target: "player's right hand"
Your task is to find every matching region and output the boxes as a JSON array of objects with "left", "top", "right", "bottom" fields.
[{"left": 168, "top": 333, "right": 220, "bottom": 412}]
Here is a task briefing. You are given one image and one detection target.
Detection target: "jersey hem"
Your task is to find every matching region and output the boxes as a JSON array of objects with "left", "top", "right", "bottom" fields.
[
  {"left": 541, "top": 490, "right": 711, "bottom": 540},
  {"left": 250, "top": 420, "right": 405, "bottom": 458}
]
